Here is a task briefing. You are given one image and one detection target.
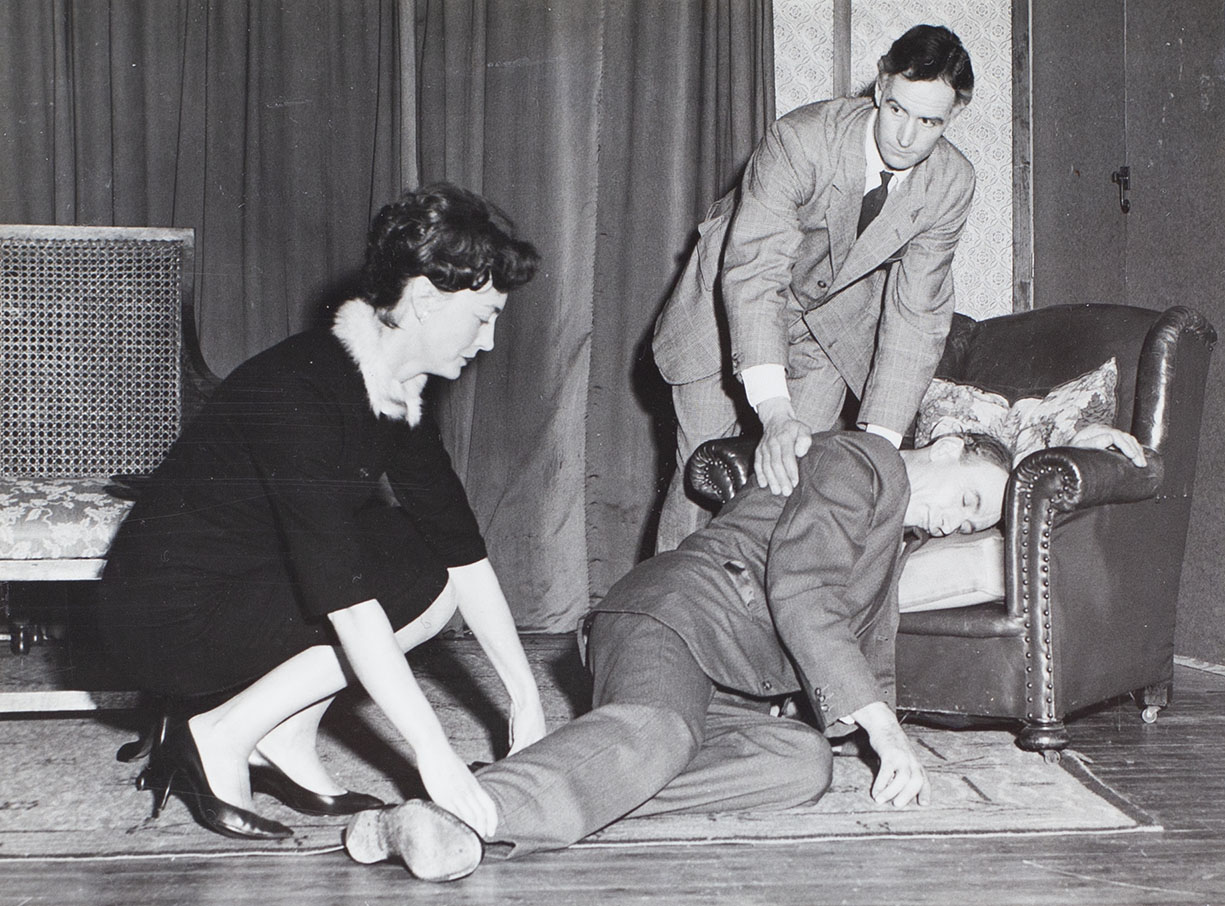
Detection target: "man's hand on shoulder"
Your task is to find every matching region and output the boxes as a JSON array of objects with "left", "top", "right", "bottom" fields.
[
  {"left": 754, "top": 397, "right": 812, "bottom": 496},
  {"left": 847, "top": 701, "right": 931, "bottom": 809}
]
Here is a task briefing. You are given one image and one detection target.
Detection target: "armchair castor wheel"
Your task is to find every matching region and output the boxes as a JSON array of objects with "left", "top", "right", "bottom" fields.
[{"left": 1139, "top": 681, "right": 1171, "bottom": 725}]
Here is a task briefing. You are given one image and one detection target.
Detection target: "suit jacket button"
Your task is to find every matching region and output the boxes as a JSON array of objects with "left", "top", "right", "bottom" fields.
[
  {"left": 817, "top": 280, "right": 828, "bottom": 289},
  {"left": 762, "top": 681, "right": 773, "bottom": 692}
]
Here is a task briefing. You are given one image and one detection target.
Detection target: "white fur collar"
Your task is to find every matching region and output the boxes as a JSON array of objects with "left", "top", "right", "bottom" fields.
[{"left": 331, "top": 299, "right": 426, "bottom": 425}]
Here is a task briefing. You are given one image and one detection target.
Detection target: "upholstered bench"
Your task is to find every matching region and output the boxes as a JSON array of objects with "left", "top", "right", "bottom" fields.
[
  {"left": 0, "top": 225, "right": 216, "bottom": 710},
  {"left": 0, "top": 479, "right": 134, "bottom": 582}
]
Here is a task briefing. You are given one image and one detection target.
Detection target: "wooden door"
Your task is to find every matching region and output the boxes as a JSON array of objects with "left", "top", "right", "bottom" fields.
[
  {"left": 1121, "top": 2, "right": 1225, "bottom": 664},
  {"left": 1122, "top": 2, "right": 1225, "bottom": 311},
  {"left": 1028, "top": 0, "right": 1129, "bottom": 309}
]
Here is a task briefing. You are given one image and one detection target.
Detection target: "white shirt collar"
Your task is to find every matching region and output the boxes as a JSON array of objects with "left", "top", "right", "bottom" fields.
[{"left": 863, "top": 110, "right": 911, "bottom": 195}]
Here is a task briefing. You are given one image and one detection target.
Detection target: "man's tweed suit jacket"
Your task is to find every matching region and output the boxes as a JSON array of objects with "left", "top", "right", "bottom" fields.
[{"left": 652, "top": 96, "right": 975, "bottom": 436}]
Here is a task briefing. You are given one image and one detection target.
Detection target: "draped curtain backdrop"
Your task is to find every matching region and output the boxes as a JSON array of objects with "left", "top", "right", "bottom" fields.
[
  {"left": 413, "top": 0, "right": 774, "bottom": 630},
  {"left": 0, "top": 0, "right": 772, "bottom": 633},
  {"left": 0, "top": 0, "right": 406, "bottom": 376}
]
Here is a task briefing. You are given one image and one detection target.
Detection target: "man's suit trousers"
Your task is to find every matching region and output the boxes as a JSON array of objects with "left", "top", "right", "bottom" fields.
[{"left": 477, "top": 611, "right": 833, "bottom": 858}]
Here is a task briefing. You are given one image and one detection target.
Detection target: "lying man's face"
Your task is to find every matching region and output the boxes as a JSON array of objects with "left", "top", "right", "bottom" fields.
[{"left": 903, "top": 435, "right": 1009, "bottom": 536}]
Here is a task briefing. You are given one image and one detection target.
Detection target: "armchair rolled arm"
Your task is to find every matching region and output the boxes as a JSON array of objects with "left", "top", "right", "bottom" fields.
[
  {"left": 1005, "top": 445, "right": 1164, "bottom": 725},
  {"left": 1010, "top": 446, "right": 1163, "bottom": 514},
  {"left": 686, "top": 436, "right": 757, "bottom": 506}
]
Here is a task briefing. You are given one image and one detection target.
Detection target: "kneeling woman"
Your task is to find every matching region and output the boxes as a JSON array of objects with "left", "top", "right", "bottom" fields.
[{"left": 98, "top": 183, "right": 545, "bottom": 840}]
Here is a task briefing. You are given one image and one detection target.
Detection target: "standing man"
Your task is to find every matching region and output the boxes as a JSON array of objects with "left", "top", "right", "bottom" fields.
[{"left": 653, "top": 24, "right": 976, "bottom": 550}]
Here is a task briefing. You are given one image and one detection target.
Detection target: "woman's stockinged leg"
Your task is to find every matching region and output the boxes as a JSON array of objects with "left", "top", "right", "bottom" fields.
[
  {"left": 248, "top": 699, "right": 342, "bottom": 794},
  {"left": 248, "top": 585, "right": 460, "bottom": 794},
  {"left": 188, "top": 583, "right": 460, "bottom": 807}
]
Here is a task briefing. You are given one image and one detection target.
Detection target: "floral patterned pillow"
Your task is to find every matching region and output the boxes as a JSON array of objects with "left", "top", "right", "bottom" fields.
[
  {"left": 915, "top": 358, "right": 1119, "bottom": 465},
  {"left": 914, "top": 382, "right": 1012, "bottom": 448}
]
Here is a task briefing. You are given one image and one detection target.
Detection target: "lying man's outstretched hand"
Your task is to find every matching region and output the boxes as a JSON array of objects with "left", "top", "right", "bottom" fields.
[
  {"left": 845, "top": 701, "right": 931, "bottom": 809},
  {"left": 1068, "top": 424, "right": 1147, "bottom": 467}
]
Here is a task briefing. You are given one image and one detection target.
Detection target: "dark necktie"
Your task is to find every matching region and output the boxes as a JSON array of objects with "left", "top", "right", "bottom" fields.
[{"left": 857, "top": 170, "right": 893, "bottom": 236}]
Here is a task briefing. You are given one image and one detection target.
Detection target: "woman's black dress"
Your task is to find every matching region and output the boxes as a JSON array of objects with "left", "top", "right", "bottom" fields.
[{"left": 97, "top": 328, "right": 486, "bottom": 697}]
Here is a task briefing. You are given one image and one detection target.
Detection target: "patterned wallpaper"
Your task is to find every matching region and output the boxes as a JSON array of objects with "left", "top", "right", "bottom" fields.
[{"left": 774, "top": 0, "right": 1014, "bottom": 319}]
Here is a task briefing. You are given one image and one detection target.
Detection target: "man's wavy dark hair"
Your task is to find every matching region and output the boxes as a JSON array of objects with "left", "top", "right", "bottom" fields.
[
  {"left": 878, "top": 24, "right": 974, "bottom": 107},
  {"left": 361, "top": 182, "right": 540, "bottom": 313}
]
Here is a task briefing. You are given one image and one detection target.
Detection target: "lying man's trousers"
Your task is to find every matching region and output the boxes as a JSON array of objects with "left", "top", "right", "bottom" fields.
[{"left": 477, "top": 610, "right": 833, "bottom": 858}]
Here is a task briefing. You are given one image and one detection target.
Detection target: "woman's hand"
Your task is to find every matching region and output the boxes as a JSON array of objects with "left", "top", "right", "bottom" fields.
[
  {"left": 415, "top": 746, "right": 499, "bottom": 839},
  {"left": 448, "top": 559, "right": 549, "bottom": 756},
  {"left": 1068, "top": 424, "right": 1148, "bottom": 466},
  {"left": 508, "top": 698, "right": 548, "bottom": 755},
  {"left": 328, "top": 600, "right": 498, "bottom": 836}
]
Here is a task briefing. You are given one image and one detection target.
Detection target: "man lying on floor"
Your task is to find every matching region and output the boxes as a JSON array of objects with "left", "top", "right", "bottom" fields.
[{"left": 343, "top": 424, "right": 1147, "bottom": 882}]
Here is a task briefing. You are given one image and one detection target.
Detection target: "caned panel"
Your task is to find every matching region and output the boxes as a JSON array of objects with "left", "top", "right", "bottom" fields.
[{"left": 0, "top": 228, "right": 186, "bottom": 478}]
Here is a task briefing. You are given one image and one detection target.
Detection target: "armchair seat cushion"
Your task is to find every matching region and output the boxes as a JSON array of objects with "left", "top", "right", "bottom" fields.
[
  {"left": 898, "top": 528, "right": 1005, "bottom": 613},
  {"left": 0, "top": 478, "right": 133, "bottom": 561}
]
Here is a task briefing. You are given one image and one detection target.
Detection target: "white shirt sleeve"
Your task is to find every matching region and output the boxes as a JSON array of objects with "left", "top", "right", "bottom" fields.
[
  {"left": 862, "top": 422, "right": 903, "bottom": 449},
  {"left": 740, "top": 363, "right": 791, "bottom": 410}
]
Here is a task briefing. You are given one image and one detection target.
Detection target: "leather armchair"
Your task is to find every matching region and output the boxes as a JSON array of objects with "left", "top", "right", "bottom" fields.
[{"left": 686, "top": 304, "right": 1216, "bottom": 758}]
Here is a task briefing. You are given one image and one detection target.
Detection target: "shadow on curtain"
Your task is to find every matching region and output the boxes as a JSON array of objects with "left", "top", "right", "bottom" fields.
[
  {"left": 411, "top": 0, "right": 774, "bottom": 631},
  {"left": 0, "top": 0, "right": 406, "bottom": 377}
]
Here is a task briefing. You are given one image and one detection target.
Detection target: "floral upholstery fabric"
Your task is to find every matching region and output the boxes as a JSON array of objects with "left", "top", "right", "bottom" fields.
[
  {"left": 915, "top": 358, "right": 1118, "bottom": 465},
  {"left": 0, "top": 478, "right": 134, "bottom": 560}
]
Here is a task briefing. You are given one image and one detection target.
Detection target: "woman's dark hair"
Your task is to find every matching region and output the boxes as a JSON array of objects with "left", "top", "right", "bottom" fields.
[
  {"left": 878, "top": 24, "right": 974, "bottom": 107},
  {"left": 361, "top": 182, "right": 540, "bottom": 312}
]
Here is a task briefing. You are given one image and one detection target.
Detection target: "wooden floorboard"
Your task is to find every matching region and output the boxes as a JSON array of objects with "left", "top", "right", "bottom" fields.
[{"left": 1, "top": 635, "right": 1223, "bottom": 906}]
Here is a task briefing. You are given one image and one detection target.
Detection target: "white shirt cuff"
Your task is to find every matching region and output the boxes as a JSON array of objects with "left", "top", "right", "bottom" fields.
[
  {"left": 863, "top": 423, "right": 903, "bottom": 448},
  {"left": 741, "top": 364, "right": 789, "bottom": 410}
]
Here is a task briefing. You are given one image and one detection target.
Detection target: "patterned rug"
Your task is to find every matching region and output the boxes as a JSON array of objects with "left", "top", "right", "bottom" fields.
[{"left": 0, "top": 698, "right": 1158, "bottom": 861}]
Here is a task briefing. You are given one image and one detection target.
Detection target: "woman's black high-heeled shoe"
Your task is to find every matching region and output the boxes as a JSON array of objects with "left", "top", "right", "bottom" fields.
[
  {"left": 137, "top": 724, "right": 294, "bottom": 840},
  {"left": 249, "top": 763, "right": 384, "bottom": 816}
]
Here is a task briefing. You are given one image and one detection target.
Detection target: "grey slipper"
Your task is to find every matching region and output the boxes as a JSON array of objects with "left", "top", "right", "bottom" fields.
[{"left": 343, "top": 800, "right": 483, "bottom": 882}]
